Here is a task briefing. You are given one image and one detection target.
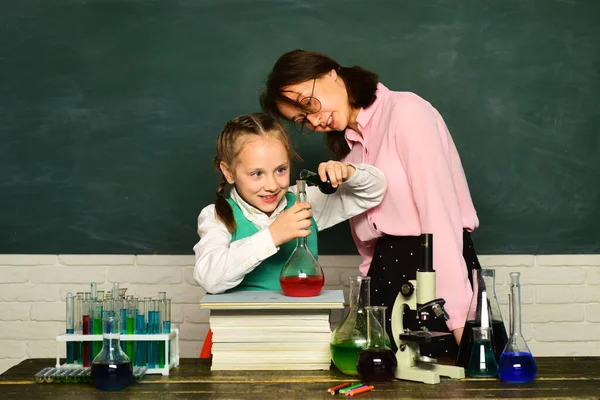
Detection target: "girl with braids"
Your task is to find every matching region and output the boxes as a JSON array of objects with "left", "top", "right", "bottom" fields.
[
  {"left": 260, "top": 49, "right": 482, "bottom": 359},
  {"left": 193, "top": 113, "right": 385, "bottom": 359},
  {"left": 193, "top": 113, "right": 386, "bottom": 294}
]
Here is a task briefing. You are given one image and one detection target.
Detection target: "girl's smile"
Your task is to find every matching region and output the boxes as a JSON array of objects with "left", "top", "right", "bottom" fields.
[{"left": 220, "top": 135, "right": 290, "bottom": 216}]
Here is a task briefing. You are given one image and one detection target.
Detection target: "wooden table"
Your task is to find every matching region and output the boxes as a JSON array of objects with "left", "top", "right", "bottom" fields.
[{"left": 1, "top": 357, "right": 599, "bottom": 399}]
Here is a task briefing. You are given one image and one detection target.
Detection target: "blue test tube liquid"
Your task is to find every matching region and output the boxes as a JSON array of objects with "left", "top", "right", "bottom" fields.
[
  {"left": 163, "top": 298, "right": 171, "bottom": 366},
  {"left": 147, "top": 299, "right": 156, "bottom": 368},
  {"left": 120, "top": 299, "right": 127, "bottom": 353},
  {"left": 66, "top": 293, "right": 75, "bottom": 364},
  {"left": 135, "top": 300, "right": 147, "bottom": 367}
]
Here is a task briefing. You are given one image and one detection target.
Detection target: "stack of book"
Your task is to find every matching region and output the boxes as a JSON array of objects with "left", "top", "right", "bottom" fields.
[{"left": 199, "top": 290, "right": 344, "bottom": 371}]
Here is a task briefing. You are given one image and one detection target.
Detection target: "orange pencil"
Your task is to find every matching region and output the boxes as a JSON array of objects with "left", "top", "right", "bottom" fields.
[
  {"left": 327, "top": 382, "right": 351, "bottom": 393},
  {"left": 347, "top": 385, "right": 374, "bottom": 396}
]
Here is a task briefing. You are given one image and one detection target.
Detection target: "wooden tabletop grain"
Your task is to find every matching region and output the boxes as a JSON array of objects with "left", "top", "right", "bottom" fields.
[{"left": 1, "top": 357, "right": 599, "bottom": 400}]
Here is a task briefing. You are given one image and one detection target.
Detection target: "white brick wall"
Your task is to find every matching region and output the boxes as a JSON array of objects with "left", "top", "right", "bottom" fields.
[{"left": 0, "top": 254, "right": 599, "bottom": 374}]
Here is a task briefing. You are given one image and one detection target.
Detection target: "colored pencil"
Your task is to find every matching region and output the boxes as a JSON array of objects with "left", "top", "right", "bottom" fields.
[
  {"left": 327, "top": 382, "right": 351, "bottom": 393},
  {"left": 347, "top": 385, "right": 374, "bottom": 396},
  {"left": 339, "top": 383, "right": 365, "bottom": 394}
]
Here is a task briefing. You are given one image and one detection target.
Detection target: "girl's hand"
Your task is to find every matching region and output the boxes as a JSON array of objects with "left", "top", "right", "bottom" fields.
[
  {"left": 318, "top": 161, "right": 356, "bottom": 188},
  {"left": 268, "top": 202, "right": 312, "bottom": 247}
]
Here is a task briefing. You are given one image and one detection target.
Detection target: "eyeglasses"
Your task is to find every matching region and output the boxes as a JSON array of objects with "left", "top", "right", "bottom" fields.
[{"left": 291, "top": 78, "right": 322, "bottom": 135}]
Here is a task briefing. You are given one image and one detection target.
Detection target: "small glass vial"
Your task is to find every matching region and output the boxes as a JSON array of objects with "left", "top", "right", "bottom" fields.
[{"left": 466, "top": 327, "right": 498, "bottom": 378}]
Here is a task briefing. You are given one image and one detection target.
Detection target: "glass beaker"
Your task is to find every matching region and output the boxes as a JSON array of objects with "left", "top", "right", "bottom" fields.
[
  {"left": 498, "top": 272, "right": 537, "bottom": 383},
  {"left": 357, "top": 306, "right": 397, "bottom": 382},
  {"left": 280, "top": 180, "right": 325, "bottom": 297},
  {"left": 466, "top": 327, "right": 498, "bottom": 377},
  {"left": 91, "top": 316, "right": 133, "bottom": 390},
  {"left": 299, "top": 169, "right": 337, "bottom": 194},
  {"left": 456, "top": 269, "right": 508, "bottom": 368},
  {"left": 330, "top": 276, "right": 370, "bottom": 375}
]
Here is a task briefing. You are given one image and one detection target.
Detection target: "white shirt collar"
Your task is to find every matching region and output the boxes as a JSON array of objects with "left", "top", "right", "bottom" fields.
[{"left": 230, "top": 187, "right": 289, "bottom": 229}]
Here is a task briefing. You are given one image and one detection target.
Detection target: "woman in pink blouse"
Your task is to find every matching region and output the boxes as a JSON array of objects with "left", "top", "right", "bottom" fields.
[{"left": 260, "top": 49, "right": 481, "bottom": 359}]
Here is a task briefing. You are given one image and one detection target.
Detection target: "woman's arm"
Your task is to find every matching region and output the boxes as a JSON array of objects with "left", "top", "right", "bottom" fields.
[
  {"left": 192, "top": 205, "right": 277, "bottom": 294},
  {"left": 292, "top": 163, "right": 387, "bottom": 231}
]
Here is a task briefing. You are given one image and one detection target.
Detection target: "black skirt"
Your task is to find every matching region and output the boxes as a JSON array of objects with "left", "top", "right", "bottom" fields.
[{"left": 367, "top": 230, "right": 481, "bottom": 359}]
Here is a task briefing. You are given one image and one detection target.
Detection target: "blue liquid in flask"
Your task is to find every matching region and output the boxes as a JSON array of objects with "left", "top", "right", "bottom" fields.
[
  {"left": 498, "top": 352, "right": 537, "bottom": 383},
  {"left": 91, "top": 362, "right": 132, "bottom": 390}
]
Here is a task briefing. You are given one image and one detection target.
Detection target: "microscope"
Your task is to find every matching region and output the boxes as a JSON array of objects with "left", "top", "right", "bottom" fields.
[{"left": 390, "top": 234, "right": 465, "bottom": 384}]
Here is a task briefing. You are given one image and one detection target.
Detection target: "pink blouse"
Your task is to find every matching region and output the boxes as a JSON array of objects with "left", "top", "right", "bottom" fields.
[{"left": 342, "top": 84, "right": 479, "bottom": 331}]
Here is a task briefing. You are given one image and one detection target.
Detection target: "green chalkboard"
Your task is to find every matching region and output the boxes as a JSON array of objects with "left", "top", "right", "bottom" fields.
[{"left": 1, "top": 0, "right": 599, "bottom": 255}]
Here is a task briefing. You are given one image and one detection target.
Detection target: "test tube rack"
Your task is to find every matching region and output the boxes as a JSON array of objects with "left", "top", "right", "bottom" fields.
[{"left": 55, "top": 328, "right": 180, "bottom": 376}]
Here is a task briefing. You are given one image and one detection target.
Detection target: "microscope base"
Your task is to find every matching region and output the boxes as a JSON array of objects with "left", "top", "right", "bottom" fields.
[{"left": 395, "top": 363, "right": 465, "bottom": 385}]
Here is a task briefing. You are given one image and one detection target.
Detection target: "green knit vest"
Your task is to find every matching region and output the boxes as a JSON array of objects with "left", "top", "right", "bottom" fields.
[{"left": 226, "top": 192, "right": 318, "bottom": 291}]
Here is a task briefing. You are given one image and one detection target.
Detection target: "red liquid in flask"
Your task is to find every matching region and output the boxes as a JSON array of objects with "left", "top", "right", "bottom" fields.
[{"left": 280, "top": 275, "right": 324, "bottom": 297}]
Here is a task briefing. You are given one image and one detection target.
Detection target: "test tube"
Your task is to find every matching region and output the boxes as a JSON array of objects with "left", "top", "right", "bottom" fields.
[
  {"left": 157, "top": 293, "right": 166, "bottom": 368},
  {"left": 88, "top": 283, "right": 97, "bottom": 359},
  {"left": 147, "top": 299, "right": 157, "bottom": 368},
  {"left": 74, "top": 293, "right": 83, "bottom": 365},
  {"left": 125, "top": 298, "right": 136, "bottom": 361},
  {"left": 92, "top": 298, "right": 103, "bottom": 359},
  {"left": 120, "top": 296, "right": 128, "bottom": 353},
  {"left": 103, "top": 297, "right": 114, "bottom": 319},
  {"left": 82, "top": 296, "right": 91, "bottom": 368},
  {"left": 65, "top": 293, "right": 75, "bottom": 364},
  {"left": 164, "top": 298, "right": 171, "bottom": 365},
  {"left": 135, "top": 299, "right": 148, "bottom": 367}
]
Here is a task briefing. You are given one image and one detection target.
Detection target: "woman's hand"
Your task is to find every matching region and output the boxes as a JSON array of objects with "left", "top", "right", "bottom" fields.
[
  {"left": 317, "top": 161, "right": 356, "bottom": 188},
  {"left": 268, "top": 202, "right": 312, "bottom": 247}
]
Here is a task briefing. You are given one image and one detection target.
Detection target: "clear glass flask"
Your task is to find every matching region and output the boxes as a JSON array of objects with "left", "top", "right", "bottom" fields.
[
  {"left": 280, "top": 180, "right": 325, "bottom": 297},
  {"left": 299, "top": 169, "right": 337, "bottom": 194},
  {"left": 91, "top": 316, "right": 133, "bottom": 390},
  {"left": 357, "top": 306, "right": 397, "bottom": 382},
  {"left": 466, "top": 327, "right": 498, "bottom": 377},
  {"left": 456, "top": 269, "right": 508, "bottom": 368},
  {"left": 498, "top": 272, "right": 537, "bottom": 383},
  {"left": 330, "top": 276, "right": 370, "bottom": 375}
]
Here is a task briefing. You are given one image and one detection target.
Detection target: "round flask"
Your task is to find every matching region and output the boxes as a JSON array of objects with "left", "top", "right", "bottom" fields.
[
  {"left": 91, "top": 316, "right": 133, "bottom": 390},
  {"left": 279, "top": 180, "right": 325, "bottom": 297}
]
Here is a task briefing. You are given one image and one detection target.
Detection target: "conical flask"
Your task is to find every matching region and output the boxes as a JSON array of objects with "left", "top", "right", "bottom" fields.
[
  {"left": 357, "top": 306, "right": 397, "bottom": 382},
  {"left": 498, "top": 272, "right": 537, "bottom": 383},
  {"left": 279, "top": 180, "right": 325, "bottom": 297},
  {"left": 456, "top": 269, "right": 508, "bottom": 368},
  {"left": 330, "top": 276, "right": 370, "bottom": 376},
  {"left": 91, "top": 316, "right": 133, "bottom": 390},
  {"left": 299, "top": 169, "right": 337, "bottom": 194}
]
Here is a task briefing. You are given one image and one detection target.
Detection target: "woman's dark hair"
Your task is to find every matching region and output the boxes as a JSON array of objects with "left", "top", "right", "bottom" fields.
[
  {"left": 214, "top": 113, "right": 300, "bottom": 232},
  {"left": 260, "top": 49, "right": 379, "bottom": 160}
]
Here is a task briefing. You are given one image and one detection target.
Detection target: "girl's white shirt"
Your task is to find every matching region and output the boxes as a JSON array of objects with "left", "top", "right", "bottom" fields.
[{"left": 193, "top": 163, "right": 387, "bottom": 294}]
